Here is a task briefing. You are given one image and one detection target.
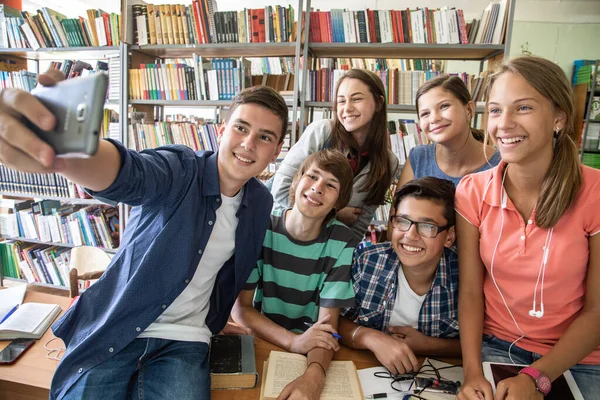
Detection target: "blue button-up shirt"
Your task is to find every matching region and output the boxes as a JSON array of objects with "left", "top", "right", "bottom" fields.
[
  {"left": 50, "top": 140, "right": 272, "bottom": 399},
  {"left": 341, "top": 243, "right": 459, "bottom": 338}
]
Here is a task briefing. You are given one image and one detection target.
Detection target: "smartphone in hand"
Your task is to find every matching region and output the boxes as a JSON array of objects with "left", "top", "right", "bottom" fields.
[{"left": 22, "top": 73, "right": 108, "bottom": 157}]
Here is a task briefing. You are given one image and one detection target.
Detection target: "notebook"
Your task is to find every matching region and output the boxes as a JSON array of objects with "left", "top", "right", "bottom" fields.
[{"left": 0, "top": 302, "right": 62, "bottom": 340}]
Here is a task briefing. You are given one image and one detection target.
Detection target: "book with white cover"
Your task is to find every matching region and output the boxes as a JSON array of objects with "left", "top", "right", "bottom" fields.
[{"left": 0, "top": 302, "right": 61, "bottom": 340}]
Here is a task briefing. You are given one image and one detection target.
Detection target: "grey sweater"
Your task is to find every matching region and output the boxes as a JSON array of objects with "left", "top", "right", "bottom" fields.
[{"left": 271, "top": 119, "right": 400, "bottom": 240}]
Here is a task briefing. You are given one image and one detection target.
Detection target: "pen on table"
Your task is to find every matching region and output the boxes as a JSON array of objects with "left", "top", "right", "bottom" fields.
[
  {"left": 303, "top": 321, "right": 342, "bottom": 340},
  {"left": 365, "top": 392, "right": 413, "bottom": 399},
  {"left": 0, "top": 305, "right": 18, "bottom": 324}
]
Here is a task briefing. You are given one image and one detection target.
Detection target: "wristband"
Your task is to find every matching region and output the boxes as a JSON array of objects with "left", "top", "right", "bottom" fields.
[
  {"left": 351, "top": 325, "right": 363, "bottom": 348},
  {"left": 307, "top": 361, "right": 326, "bottom": 377}
]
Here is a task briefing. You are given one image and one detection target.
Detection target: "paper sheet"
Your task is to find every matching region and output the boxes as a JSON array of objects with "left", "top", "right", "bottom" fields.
[
  {"left": 0, "top": 285, "right": 26, "bottom": 320},
  {"left": 358, "top": 359, "right": 464, "bottom": 400}
]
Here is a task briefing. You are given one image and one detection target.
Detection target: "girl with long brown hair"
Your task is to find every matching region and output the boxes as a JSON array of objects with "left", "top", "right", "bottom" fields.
[
  {"left": 455, "top": 56, "right": 600, "bottom": 400},
  {"left": 271, "top": 69, "right": 399, "bottom": 240}
]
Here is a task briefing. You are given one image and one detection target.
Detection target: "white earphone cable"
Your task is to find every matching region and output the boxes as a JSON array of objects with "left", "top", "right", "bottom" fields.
[{"left": 489, "top": 166, "right": 525, "bottom": 364}]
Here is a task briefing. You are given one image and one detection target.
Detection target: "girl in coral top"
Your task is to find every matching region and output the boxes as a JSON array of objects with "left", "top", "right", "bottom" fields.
[{"left": 455, "top": 56, "right": 600, "bottom": 400}]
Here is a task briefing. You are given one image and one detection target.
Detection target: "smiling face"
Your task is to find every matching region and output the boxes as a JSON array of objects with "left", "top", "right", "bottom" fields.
[
  {"left": 391, "top": 197, "right": 455, "bottom": 270},
  {"left": 335, "top": 78, "right": 378, "bottom": 141},
  {"left": 487, "top": 72, "right": 565, "bottom": 166},
  {"left": 417, "top": 87, "right": 472, "bottom": 145},
  {"left": 292, "top": 163, "right": 341, "bottom": 223},
  {"left": 217, "top": 103, "right": 283, "bottom": 196}
]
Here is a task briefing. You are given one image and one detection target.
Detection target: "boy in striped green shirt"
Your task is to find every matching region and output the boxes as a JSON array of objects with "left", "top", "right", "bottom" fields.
[{"left": 232, "top": 149, "right": 358, "bottom": 400}]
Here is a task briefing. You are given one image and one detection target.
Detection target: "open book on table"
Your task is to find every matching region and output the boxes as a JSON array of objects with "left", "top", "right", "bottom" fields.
[
  {"left": 0, "top": 302, "right": 62, "bottom": 340},
  {"left": 260, "top": 350, "right": 364, "bottom": 400}
]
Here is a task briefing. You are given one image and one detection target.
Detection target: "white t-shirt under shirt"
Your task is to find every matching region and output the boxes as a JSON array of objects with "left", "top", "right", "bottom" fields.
[
  {"left": 388, "top": 266, "right": 427, "bottom": 328},
  {"left": 139, "top": 189, "right": 243, "bottom": 344}
]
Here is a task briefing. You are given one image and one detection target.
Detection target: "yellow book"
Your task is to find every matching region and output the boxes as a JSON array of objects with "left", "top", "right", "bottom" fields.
[
  {"left": 146, "top": 4, "right": 156, "bottom": 44},
  {"left": 260, "top": 351, "right": 364, "bottom": 400},
  {"left": 170, "top": 4, "right": 180, "bottom": 44},
  {"left": 154, "top": 5, "right": 163, "bottom": 45},
  {"left": 159, "top": 5, "right": 171, "bottom": 44}
]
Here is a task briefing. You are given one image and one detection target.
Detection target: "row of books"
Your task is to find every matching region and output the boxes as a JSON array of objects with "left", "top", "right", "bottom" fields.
[
  {"left": 248, "top": 57, "right": 296, "bottom": 76},
  {"left": 0, "top": 241, "right": 73, "bottom": 287},
  {"left": 0, "top": 199, "right": 119, "bottom": 251},
  {"left": 128, "top": 120, "right": 219, "bottom": 153},
  {"left": 133, "top": 3, "right": 296, "bottom": 45},
  {"left": 0, "top": 5, "right": 120, "bottom": 49},
  {"left": 0, "top": 69, "right": 36, "bottom": 91},
  {"left": 308, "top": 1, "right": 508, "bottom": 45},
  {"left": 310, "top": 57, "right": 445, "bottom": 73},
  {"left": 304, "top": 67, "right": 476, "bottom": 105},
  {"left": 0, "top": 165, "right": 88, "bottom": 199},
  {"left": 129, "top": 57, "right": 252, "bottom": 102}
]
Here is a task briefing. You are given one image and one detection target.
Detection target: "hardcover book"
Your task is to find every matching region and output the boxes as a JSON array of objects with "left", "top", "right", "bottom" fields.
[{"left": 209, "top": 334, "right": 258, "bottom": 390}]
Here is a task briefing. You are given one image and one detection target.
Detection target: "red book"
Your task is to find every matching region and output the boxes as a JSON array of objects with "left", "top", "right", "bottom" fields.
[
  {"left": 319, "top": 11, "right": 328, "bottom": 43},
  {"left": 191, "top": 0, "right": 204, "bottom": 44},
  {"left": 457, "top": 9, "right": 469, "bottom": 44},
  {"left": 367, "top": 9, "right": 376, "bottom": 43},
  {"left": 257, "top": 8, "right": 266, "bottom": 42},
  {"left": 102, "top": 13, "right": 112, "bottom": 46},
  {"left": 396, "top": 10, "right": 405, "bottom": 43},
  {"left": 250, "top": 9, "right": 260, "bottom": 43},
  {"left": 390, "top": 10, "right": 398, "bottom": 43},
  {"left": 325, "top": 11, "right": 332, "bottom": 43}
]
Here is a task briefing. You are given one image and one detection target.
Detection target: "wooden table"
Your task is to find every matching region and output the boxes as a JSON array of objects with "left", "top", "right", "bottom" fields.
[
  {"left": 0, "top": 290, "right": 70, "bottom": 400},
  {"left": 0, "top": 290, "right": 458, "bottom": 400}
]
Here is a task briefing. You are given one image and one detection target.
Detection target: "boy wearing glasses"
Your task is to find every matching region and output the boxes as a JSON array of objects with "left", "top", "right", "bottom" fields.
[{"left": 339, "top": 177, "right": 460, "bottom": 375}]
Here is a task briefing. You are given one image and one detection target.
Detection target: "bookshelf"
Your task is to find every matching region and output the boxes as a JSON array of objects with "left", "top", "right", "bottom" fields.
[
  {"left": 297, "top": 0, "right": 516, "bottom": 134},
  {"left": 0, "top": 4, "right": 125, "bottom": 291},
  {"left": 124, "top": 0, "right": 305, "bottom": 145}
]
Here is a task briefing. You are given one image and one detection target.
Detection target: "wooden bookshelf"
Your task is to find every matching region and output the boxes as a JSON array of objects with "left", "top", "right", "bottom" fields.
[
  {"left": 130, "top": 43, "right": 298, "bottom": 58},
  {"left": 308, "top": 43, "right": 505, "bottom": 61}
]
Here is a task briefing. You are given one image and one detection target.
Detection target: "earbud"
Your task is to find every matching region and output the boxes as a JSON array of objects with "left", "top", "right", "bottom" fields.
[{"left": 529, "top": 309, "right": 543, "bottom": 318}]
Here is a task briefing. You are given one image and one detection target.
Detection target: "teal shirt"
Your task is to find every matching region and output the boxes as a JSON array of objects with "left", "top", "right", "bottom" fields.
[{"left": 244, "top": 208, "right": 358, "bottom": 332}]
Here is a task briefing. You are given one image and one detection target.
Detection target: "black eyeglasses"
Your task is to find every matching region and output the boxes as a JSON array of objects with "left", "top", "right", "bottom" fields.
[{"left": 389, "top": 216, "right": 450, "bottom": 238}]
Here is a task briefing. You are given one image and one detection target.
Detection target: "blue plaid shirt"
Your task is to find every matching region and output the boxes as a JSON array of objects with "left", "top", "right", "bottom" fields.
[{"left": 341, "top": 243, "right": 459, "bottom": 338}]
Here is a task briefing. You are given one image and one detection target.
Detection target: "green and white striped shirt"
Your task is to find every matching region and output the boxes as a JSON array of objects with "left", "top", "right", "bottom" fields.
[{"left": 244, "top": 208, "right": 358, "bottom": 333}]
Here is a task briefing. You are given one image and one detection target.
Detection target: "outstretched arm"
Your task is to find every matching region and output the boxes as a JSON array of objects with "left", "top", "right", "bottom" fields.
[{"left": 0, "top": 70, "right": 120, "bottom": 192}]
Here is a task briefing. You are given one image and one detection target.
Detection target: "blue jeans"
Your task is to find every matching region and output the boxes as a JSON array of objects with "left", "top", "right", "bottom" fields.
[
  {"left": 482, "top": 334, "right": 600, "bottom": 400},
  {"left": 62, "top": 338, "right": 210, "bottom": 400}
]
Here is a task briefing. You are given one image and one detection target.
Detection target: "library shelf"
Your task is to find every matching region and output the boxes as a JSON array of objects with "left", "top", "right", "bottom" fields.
[
  {"left": 0, "top": 192, "right": 108, "bottom": 205},
  {"left": 130, "top": 43, "right": 298, "bottom": 58},
  {"left": 0, "top": 235, "right": 119, "bottom": 254},
  {"left": 0, "top": 46, "right": 120, "bottom": 60},
  {"left": 307, "top": 43, "right": 506, "bottom": 60}
]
